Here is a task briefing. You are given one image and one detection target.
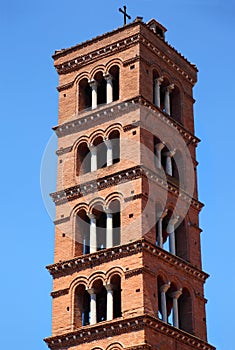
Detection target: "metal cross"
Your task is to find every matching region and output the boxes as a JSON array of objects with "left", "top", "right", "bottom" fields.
[{"left": 119, "top": 5, "right": 131, "bottom": 26}]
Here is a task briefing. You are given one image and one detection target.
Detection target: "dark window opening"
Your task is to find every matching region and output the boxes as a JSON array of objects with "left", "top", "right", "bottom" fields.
[
  {"left": 96, "top": 285, "right": 107, "bottom": 322},
  {"left": 74, "top": 285, "right": 90, "bottom": 328},
  {"left": 79, "top": 78, "right": 92, "bottom": 111},
  {"left": 77, "top": 142, "right": 91, "bottom": 175},
  {"left": 95, "top": 71, "right": 107, "bottom": 106}
]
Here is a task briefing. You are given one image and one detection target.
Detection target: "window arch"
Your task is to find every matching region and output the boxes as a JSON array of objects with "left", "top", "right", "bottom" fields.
[
  {"left": 171, "top": 85, "right": 182, "bottom": 123},
  {"left": 156, "top": 209, "right": 189, "bottom": 261},
  {"left": 93, "top": 136, "right": 107, "bottom": 169},
  {"left": 111, "top": 274, "right": 122, "bottom": 319},
  {"left": 77, "top": 141, "right": 91, "bottom": 175},
  {"left": 94, "top": 71, "right": 107, "bottom": 106},
  {"left": 78, "top": 78, "right": 92, "bottom": 111},
  {"left": 75, "top": 209, "right": 90, "bottom": 256},
  {"left": 178, "top": 288, "right": 193, "bottom": 333},
  {"left": 108, "top": 130, "right": 120, "bottom": 164},
  {"left": 93, "top": 279, "right": 107, "bottom": 323},
  {"left": 74, "top": 284, "right": 90, "bottom": 327},
  {"left": 109, "top": 65, "right": 120, "bottom": 102}
]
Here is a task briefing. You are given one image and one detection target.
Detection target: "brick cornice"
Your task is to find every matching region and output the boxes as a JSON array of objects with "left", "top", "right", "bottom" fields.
[
  {"left": 53, "top": 98, "right": 200, "bottom": 147},
  {"left": 51, "top": 164, "right": 203, "bottom": 211},
  {"left": 53, "top": 21, "right": 196, "bottom": 84},
  {"left": 44, "top": 314, "right": 215, "bottom": 350},
  {"left": 46, "top": 239, "right": 208, "bottom": 283}
]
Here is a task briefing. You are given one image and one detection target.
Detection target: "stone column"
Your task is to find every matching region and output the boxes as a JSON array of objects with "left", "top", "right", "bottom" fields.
[
  {"left": 105, "top": 209, "right": 113, "bottom": 249},
  {"left": 163, "top": 149, "right": 176, "bottom": 176},
  {"left": 104, "top": 139, "right": 113, "bottom": 166},
  {"left": 155, "top": 142, "right": 165, "bottom": 169},
  {"left": 160, "top": 283, "right": 171, "bottom": 323},
  {"left": 87, "top": 288, "right": 96, "bottom": 325},
  {"left": 105, "top": 74, "right": 113, "bottom": 104},
  {"left": 170, "top": 289, "right": 182, "bottom": 328},
  {"left": 89, "top": 80, "right": 98, "bottom": 109},
  {"left": 156, "top": 209, "right": 168, "bottom": 248},
  {"left": 167, "top": 216, "right": 179, "bottom": 255},
  {"left": 89, "top": 144, "right": 97, "bottom": 172},
  {"left": 88, "top": 214, "right": 97, "bottom": 253},
  {"left": 164, "top": 84, "right": 174, "bottom": 115},
  {"left": 105, "top": 284, "right": 113, "bottom": 321},
  {"left": 154, "top": 76, "right": 163, "bottom": 108}
]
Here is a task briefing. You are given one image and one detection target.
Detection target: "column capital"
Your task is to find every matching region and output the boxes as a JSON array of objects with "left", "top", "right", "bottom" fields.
[
  {"left": 105, "top": 283, "right": 113, "bottom": 292},
  {"left": 87, "top": 213, "right": 96, "bottom": 221},
  {"left": 155, "top": 142, "right": 165, "bottom": 151},
  {"left": 160, "top": 282, "right": 171, "bottom": 293},
  {"left": 163, "top": 149, "right": 176, "bottom": 158},
  {"left": 170, "top": 289, "right": 182, "bottom": 299},
  {"left": 87, "top": 288, "right": 96, "bottom": 295},
  {"left": 88, "top": 143, "right": 95, "bottom": 151},
  {"left": 104, "top": 138, "right": 112, "bottom": 148},
  {"left": 157, "top": 208, "right": 168, "bottom": 221},
  {"left": 166, "top": 83, "right": 175, "bottom": 93},
  {"left": 169, "top": 215, "right": 180, "bottom": 227},
  {"left": 104, "top": 207, "right": 113, "bottom": 215},
  {"left": 155, "top": 76, "right": 164, "bottom": 84},
  {"left": 104, "top": 73, "right": 113, "bottom": 82},
  {"left": 89, "top": 79, "right": 98, "bottom": 89}
]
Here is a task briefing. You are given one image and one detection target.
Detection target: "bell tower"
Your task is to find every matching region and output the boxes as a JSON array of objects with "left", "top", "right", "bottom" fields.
[{"left": 45, "top": 16, "right": 215, "bottom": 350}]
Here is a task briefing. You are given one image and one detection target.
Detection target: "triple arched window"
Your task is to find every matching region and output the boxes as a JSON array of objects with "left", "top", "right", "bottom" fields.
[
  {"left": 77, "top": 130, "right": 120, "bottom": 175},
  {"left": 75, "top": 200, "right": 121, "bottom": 256},
  {"left": 154, "top": 137, "right": 179, "bottom": 181},
  {"left": 79, "top": 65, "right": 120, "bottom": 111},
  {"left": 74, "top": 274, "right": 122, "bottom": 327},
  {"left": 153, "top": 71, "right": 181, "bottom": 123},
  {"left": 155, "top": 206, "right": 189, "bottom": 261},
  {"left": 157, "top": 277, "right": 193, "bottom": 334}
]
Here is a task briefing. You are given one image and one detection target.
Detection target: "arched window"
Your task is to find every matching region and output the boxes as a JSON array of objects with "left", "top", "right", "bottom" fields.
[
  {"left": 111, "top": 274, "right": 122, "bottom": 318},
  {"left": 170, "top": 85, "right": 182, "bottom": 123},
  {"left": 109, "top": 65, "right": 120, "bottom": 102},
  {"left": 94, "top": 206, "right": 107, "bottom": 251},
  {"left": 75, "top": 210, "right": 90, "bottom": 256},
  {"left": 94, "top": 72, "right": 107, "bottom": 106},
  {"left": 93, "top": 279, "right": 107, "bottom": 323},
  {"left": 178, "top": 288, "right": 193, "bottom": 334},
  {"left": 158, "top": 279, "right": 182, "bottom": 328},
  {"left": 74, "top": 284, "right": 90, "bottom": 327},
  {"left": 108, "top": 130, "right": 120, "bottom": 164},
  {"left": 109, "top": 200, "right": 121, "bottom": 247},
  {"left": 175, "top": 219, "right": 189, "bottom": 261},
  {"left": 77, "top": 142, "right": 91, "bottom": 175},
  {"left": 93, "top": 136, "right": 107, "bottom": 169},
  {"left": 78, "top": 78, "right": 92, "bottom": 111}
]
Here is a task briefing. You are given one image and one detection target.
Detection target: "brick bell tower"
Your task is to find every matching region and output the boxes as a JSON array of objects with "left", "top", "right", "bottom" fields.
[{"left": 45, "top": 16, "right": 215, "bottom": 350}]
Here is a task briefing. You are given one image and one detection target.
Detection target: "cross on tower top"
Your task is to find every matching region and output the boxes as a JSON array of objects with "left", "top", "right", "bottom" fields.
[{"left": 119, "top": 5, "right": 131, "bottom": 26}]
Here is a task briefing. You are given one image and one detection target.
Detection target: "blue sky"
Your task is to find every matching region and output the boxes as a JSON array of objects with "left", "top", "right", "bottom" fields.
[{"left": 1, "top": 1, "right": 234, "bottom": 349}]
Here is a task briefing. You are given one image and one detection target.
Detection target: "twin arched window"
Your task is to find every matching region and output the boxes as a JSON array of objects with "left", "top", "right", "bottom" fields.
[
  {"left": 74, "top": 275, "right": 122, "bottom": 328},
  {"left": 153, "top": 72, "right": 181, "bottom": 123},
  {"left": 75, "top": 200, "right": 121, "bottom": 257},
  {"left": 155, "top": 206, "right": 189, "bottom": 261},
  {"left": 77, "top": 130, "right": 120, "bottom": 176},
  {"left": 79, "top": 65, "right": 120, "bottom": 112},
  {"left": 157, "top": 277, "right": 193, "bottom": 334},
  {"left": 154, "top": 137, "right": 179, "bottom": 181}
]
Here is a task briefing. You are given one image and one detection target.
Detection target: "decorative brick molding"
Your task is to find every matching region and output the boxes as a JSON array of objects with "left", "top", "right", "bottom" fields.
[
  {"left": 46, "top": 239, "right": 208, "bottom": 283},
  {"left": 51, "top": 164, "right": 203, "bottom": 212},
  {"left": 53, "top": 21, "right": 196, "bottom": 84},
  {"left": 51, "top": 288, "right": 69, "bottom": 298},
  {"left": 44, "top": 315, "right": 215, "bottom": 350},
  {"left": 53, "top": 98, "right": 199, "bottom": 147}
]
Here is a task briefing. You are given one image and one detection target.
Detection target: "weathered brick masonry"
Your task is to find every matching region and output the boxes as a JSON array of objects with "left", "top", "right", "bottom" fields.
[{"left": 45, "top": 17, "right": 215, "bottom": 350}]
